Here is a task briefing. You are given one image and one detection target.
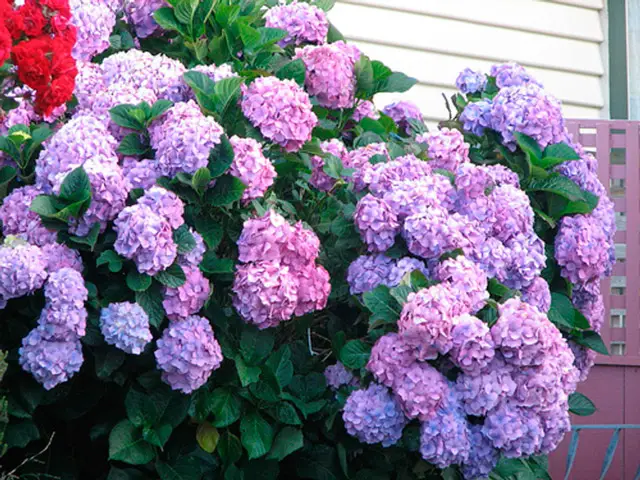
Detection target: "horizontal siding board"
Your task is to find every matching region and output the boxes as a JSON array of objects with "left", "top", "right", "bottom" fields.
[
  {"left": 339, "top": 0, "right": 603, "bottom": 42},
  {"left": 352, "top": 41, "right": 605, "bottom": 108},
  {"left": 331, "top": 3, "right": 605, "bottom": 75},
  {"left": 545, "top": 0, "right": 603, "bottom": 9}
]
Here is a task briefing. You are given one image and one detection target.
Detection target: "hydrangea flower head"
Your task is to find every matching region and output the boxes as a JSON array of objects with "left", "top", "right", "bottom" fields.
[
  {"left": 324, "top": 362, "right": 355, "bottom": 390},
  {"left": 342, "top": 384, "right": 407, "bottom": 447},
  {"left": 455, "top": 357, "right": 517, "bottom": 416},
  {"left": 521, "top": 277, "right": 552, "bottom": 313},
  {"left": 70, "top": 0, "right": 117, "bottom": 61},
  {"left": 419, "top": 398, "right": 471, "bottom": 469},
  {"left": 482, "top": 402, "right": 544, "bottom": 458},
  {"left": 490, "top": 62, "right": 542, "bottom": 89},
  {"left": 0, "top": 185, "right": 57, "bottom": 246},
  {"left": 41, "top": 243, "right": 83, "bottom": 274},
  {"left": 309, "top": 139, "right": 348, "bottom": 192},
  {"left": 367, "top": 333, "right": 417, "bottom": 387},
  {"left": 456, "top": 68, "right": 487, "bottom": 94},
  {"left": 122, "top": 157, "right": 160, "bottom": 190},
  {"left": 450, "top": 314, "right": 495, "bottom": 374},
  {"left": 237, "top": 210, "right": 294, "bottom": 264},
  {"left": 346, "top": 254, "right": 395, "bottom": 295},
  {"left": 383, "top": 101, "right": 423, "bottom": 134},
  {"left": 354, "top": 194, "right": 400, "bottom": 253},
  {"left": 353, "top": 100, "right": 380, "bottom": 122},
  {"left": 229, "top": 136, "right": 276, "bottom": 202},
  {"left": 420, "top": 128, "right": 470, "bottom": 171},
  {"left": 462, "top": 426, "right": 500, "bottom": 480},
  {"left": 178, "top": 230, "right": 206, "bottom": 268},
  {"left": 155, "top": 316, "right": 223, "bottom": 393},
  {"left": 100, "top": 302, "right": 153, "bottom": 355},
  {"left": 163, "top": 265, "right": 211, "bottom": 321},
  {"left": 392, "top": 362, "right": 449, "bottom": 421},
  {"left": 138, "top": 186, "right": 185, "bottom": 230},
  {"left": 435, "top": 256, "right": 489, "bottom": 313},
  {"left": 403, "top": 207, "right": 473, "bottom": 260},
  {"left": 460, "top": 99, "right": 493, "bottom": 137},
  {"left": 0, "top": 242, "right": 48, "bottom": 304},
  {"left": 294, "top": 264, "right": 331, "bottom": 316},
  {"left": 241, "top": 76, "right": 317, "bottom": 152},
  {"left": 264, "top": 0, "right": 329, "bottom": 47}
]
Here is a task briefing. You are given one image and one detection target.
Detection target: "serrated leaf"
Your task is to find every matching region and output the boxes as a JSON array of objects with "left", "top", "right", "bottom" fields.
[
  {"left": 569, "top": 392, "right": 596, "bottom": 416},
  {"left": 192, "top": 167, "right": 211, "bottom": 195},
  {"left": 155, "top": 264, "right": 186, "bottom": 288},
  {"left": 241, "top": 327, "right": 275, "bottom": 365},
  {"left": 276, "top": 59, "right": 306, "bottom": 86},
  {"left": 267, "top": 427, "right": 303, "bottom": 461},
  {"left": 108, "top": 420, "right": 155, "bottom": 465},
  {"left": 208, "top": 135, "right": 235, "bottom": 178},
  {"left": 136, "top": 283, "right": 165, "bottom": 328},
  {"left": 218, "top": 431, "right": 242, "bottom": 465},
  {"left": 209, "top": 388, "right": 242, "bottom": 428},
  {"left": 118, "top": 134, "right": 149, "bottom": 156},
  {"left": 110, "top": 104, "right": 146, "bottom": 131},
  {"left": 127, "top": 270, "right": 152, "bottom": 292},
  {"left": 194, "top": 213, "right": 223, "bottom": 249},
  {"left": 96, "top": 250, "right": 123, "bottom": 273},
  {"left": 206, "top": 175, "right": 246, "bottom": 207},
  {"left": 154, "top": 7, "right": 182, "bottom": 33},
  {"left": 514, "top": 132, "right": 542, "bottom": 165},
  {"left": 200, "top": 253, "right": 234, "bottom": 274},
  {"left": 548, "top": 293, "right": 590, "bottom": 330},
  {"left": 322, "top": 154, "right": 343, "bottom": 180},
  {"left": 214, "top": 77, "right": 244, "bottom": 116},
  {"left": 236, "top": 356, "right": 261, "bottom": 387},
  {"left": 575, "top": 330, "right": 609, "bottom": 355},
  {"left": 339, "top": 340, "right": 371, "bottom": 369},
  {"left": 274, "top": 402, "right": 301, "bottom": 425},
  {"left": 149, "top": 100, "right": 173, "bottom": 121},
  {"left": 240, "top": 411, "right": 274, "bottom": 459},
  {"left": 59, "top": 167, "right": 91, "bottom": 204},
  {"left": 379, "top": 72, "right": 417, "bottom": 93},
  {"left": 173, "top": 224, "right": 196, "bottom": 255},
  {"left": 539, "top": 142, "right": 580, "bottom": 169},
  {"left": 265, "top": 346, "right": 293, "bottom": 389},
  {"left": 362, "top": 285, "right": 402, "bottom": 327}
]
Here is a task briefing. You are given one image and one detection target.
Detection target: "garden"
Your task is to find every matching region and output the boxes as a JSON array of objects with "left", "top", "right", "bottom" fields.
[{"left": 0, "top": 0, "right": 615, "bottom": 479}]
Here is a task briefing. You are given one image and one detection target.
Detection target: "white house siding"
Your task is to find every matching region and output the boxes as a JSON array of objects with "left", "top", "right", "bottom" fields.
[{"left": 329, "top": 0, "right": 607, "bottom": 123}]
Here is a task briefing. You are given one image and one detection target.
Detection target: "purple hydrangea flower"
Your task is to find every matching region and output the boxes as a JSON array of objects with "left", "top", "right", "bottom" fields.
[
  {"left": 460, "top": 99, "right": 493, "bottom": 136},
  {"left": 294, "top": 41, "right": 360, "bottom": 109},
  {"left": 455, "top": 357, "right": 517, "bottom": 416},
  {"left": 294, "top": 264, "right": 331, "bottom": 316},
  {"left": 163, "top": 265, "right": 211, "bottom": 321},
  {"left": 455, "top": 163, "right": 495, "bottom": 202},
  {"left": 281, "top": 220, "right": 322, "bottom": 269},
  {"left": 450, "top": 314, "right": 495, "bottom": 374},
  {"left": 19, "top": 327, "right": 84, "bottom": 390},
  {"left": 348, "top": 143, "right": 391, "bottom": 191},
  {"left": 503, "top": 234, "right": 546, "bottom": 290},
  {"left": 229, "top": 136, "right": 277, "bottom": 202},
  {"left": 241, "top": 76, "right": 317, "bottom": 152},
  {"left": 354, "top": 194, "right": 400, "bottom": 253},
  {"left": 539, "top": 403, "right": 571, "bottom": 454},
  {"left": 359, "top": 154, "right": 433, "bottom": 197},
  {"left": 434, "top": 256, "right": 489, "bottom": 314},
  {"left": 511, "top": 363, "right": 569, "bottom": 413},
  {"left": 420, "top": 128, "right": 470, "bottom": 172},
  {"left": 468, "top": 237, "right": 511, "bottom": 282},
  {"left": 100, "top": 302, "right": 153, "bottom": 355},
  {"left": 44, "top": 267, "right": 88, "bottom": 310},
  {"left": 555, "top": 214, "right": 611, "bottom": 284},
  {"left": 188, "top": 63, "right": 237, "bottom": 84},
  {"left": 41, "top": 243, "right": 83, "bottom": 274},
  {"left": 70, "top": 0, "right": 117, "bottom": 61},
  {"left": 487, "top": 185, "right": 535, "bottom": 243},
  {"left": 392, "top": 362, "right": 449, "bottom": 421},
  {"left": 0, "top": 185, "right": 57, "bottom": 246},
  {"left": 114, "top": 204, "right": 178, "bottom": 276},
  {"left": 386, "top": 257, "right": 429, "bottom": 287},
  {"left": 419, "top": 398, "right": 471, "bottom": 469},
  {"left": 383, "top": 175, "right": 456, "bottom": 219},
  {"left": 264, "top": 0, "right": 329, "bottom": 47},
  {"left": 462, "top": 426, "right": 500, "bottom": 480},
  {"left": 309, "top": 139, "right": 348, "bottom": 192},
  {"left": 232, "top": 261, "right": 298, "bottom": 329},
  {"left": 346, "top": 254, "right": 395, "bottom": 295},
  {"left": 482, "top": 402, "right": 544, "bottom": 458},
  {"left": 0, "top": 242, "right": 48, "bottom": 304},
  {"left": 353, "top": 101, "right": 380, "bottom": 122},
  {"left": 155, "top": 316, "right": 223, "bottom": 393},
  {"left": 324, "top": 362, "right": 355, "bottom": 390},
  {"left": 456, "top": 68, "right": 487, "bottom": 94},
  {"left": 403, "top": 207, "right": 473, "bottom": 260},
  {"left": 521, "top": 277, "right": 552, "bottom": 313},
  {"left": 37, "top": 268, "right": 88, "bottom": 341},
  {"left": 122, "top": 157, "right": 161, "bottom": 190},
  {"left": 74, "top": 61, "right": 106, "bottom": 111},
  {"left": 138, "top": 187, "right": 185, "bottom": 230},
  {"left": 367, "top": 333, "right": 418, "bottom": 387},
  {"left": 342, "top": 384, "right": 407, "bottom": 447},
  {"left": 490, "top": 62, "right": 542, "bottom": 89},
  {"left": 383, "top": 101, "right": 423, "bottom": 134},
  {"left": 491, "top": 83, "right": 565, "bottom": 150},
  {"left": 124, "top": 0, "right": 166, "bottom": 38},
  {"left": 572, "top": 284, "right": 605, "bottom": 332},
  {"left": 149, "top": 100, "right": 223, "bottom": 177},
  {"left": 569, "top": 341, "right": 596, "bottom": 382},
  {"left": 178, "top": 230, "right": 206, "bottom": 268}
]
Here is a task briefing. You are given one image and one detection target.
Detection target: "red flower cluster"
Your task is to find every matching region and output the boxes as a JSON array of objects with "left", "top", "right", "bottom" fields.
[{"left": 1, "top": 0, "right": 77, "bottom": 116}]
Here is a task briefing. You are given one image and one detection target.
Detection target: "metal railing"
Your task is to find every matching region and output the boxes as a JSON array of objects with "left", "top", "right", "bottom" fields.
[{"left": 564, "top": 425, "right": 640, "bottom": 480}]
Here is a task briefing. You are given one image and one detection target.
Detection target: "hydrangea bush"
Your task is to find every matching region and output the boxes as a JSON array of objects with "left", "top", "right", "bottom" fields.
[{"left": 0, "top": 1, "right": 614, "bottom": 479}]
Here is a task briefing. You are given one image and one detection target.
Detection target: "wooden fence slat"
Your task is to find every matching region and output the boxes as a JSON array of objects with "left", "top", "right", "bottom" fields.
[{"left": 624, "top": 124, "right": 640, "bottom": 358}]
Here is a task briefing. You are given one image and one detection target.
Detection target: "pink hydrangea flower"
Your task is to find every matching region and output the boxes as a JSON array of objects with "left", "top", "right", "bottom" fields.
[
  {"left": 163, "top": 266, "right": 211, "bottom": 321},
  {"left": 229, "top": 136, "right": 277, "bottom": 202}
]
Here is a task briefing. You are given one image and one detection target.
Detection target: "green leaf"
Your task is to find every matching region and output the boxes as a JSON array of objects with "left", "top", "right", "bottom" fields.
[
  {"left": 276, "top": 59, "right": 306, "bottom": 86},
  {"left": 314, "top": 0, "right": 335, "bottom": 11},
  {"left": 514, "top": 132, "right": 542, "bottom": 166},
  {"left": 59, "top": 167, "right": 91, "bottom": 204},
  {"left": 108, "top": 420, "right": 155, "bottom": 465},
  {"left": 322, "top": 154, "right": 344, "bottom": 180},
  {"left": 196, "top": 422, "right": 220, "bottom": 453},
  {"left": 214, "top": 77, "right": 244, "bottom": 116},
  {"left": 66, "top": 222, "right": 101, "bottom": 249},
  {"left": 267, "top": 427, "right": 303, "bottom": 461},
  {"left": 209, "top": 388, "right": 242, "bottom": 428},
  {"left": 569, "top": 392, "right": 596, "bottom": 416},
  {"left": 95, "top": 348, "right": 126, "bottom": 379},
  {"left": 379, "top": 72, "right": 417, "bottom": 93},
  {"left": 5, "top": 420, "right": 40, "bottom": 449},
  {"left": 97, "top": 250, "right": 124, "bottom": 273},
  {"left": 208, "top": 135, "right": 235, "bottom": 178},
  {"left": 241, "top": 327, "right": 275, "bottom": 365},
  {"left": 154, "top": 7, "right": 182, "bottom": 33},
  {"left": 143, "top": 424, "right": 172, "bottom": 449},
  {"left": 206, "top": 175, "right": 246, "bottom": 207},
  {"left": 239, "top": 22, "right": 261, "bottom": 50},
  {"left": 389, "top": 285, "right": 412, "bottom": 305},
  {"left": 240, "top": 411, "right": 274, "bottom": 460},
  {"left": 257, "top": 27, "right": 287, "bottom": 47},
  {"left": 527, "top": 173, "right": 596, "bottom": 204},
  {"left": 362, "top": 286, "right": 402, "bottom": 327},
  {"left": 548, "top": 293, "right": 590, "bottom": 330},
  {"left": 296, "top": 445, "right": 340, "bottom": 480},
  {"left": 236, "top": 356, "right": 261, "bottom": 387},
  {"left": 218, "top": 430, "right": 243, "bottom": 465},
  {"left": 156, "top": 457, "right": 202, "bottom": 480},
  {"left": 575, "top": 330, "right": 609, "bottom": 355},
  {"left": 136, "top": 283, "right": 165, "bottom": 328},
  {"left": 195, "top": 214, "right": 223, "bottom": 249},
  {"left": 107, "top": 467, "right": 148, "bottom": 480},
  {"left": 340, "top": 340, "right": 371, "bottom": 369},
  {"left": 192, "top": 167, "right": 212, "bottom": 195},
  {"left": 155, "top": 264, "right": 186, "bottom": 288},
  {"left": 265, "top": 346, "right": 294, "bottom": 389},
  {"left": 118, "top": 134, "right": 149, "bottom": 156},
  {"left": 183, "top": 71, "right": 216, "bottom": 97},
  {"left": 326, "top": 23, "right": 344, "bottom": 43},
  {"left": 127, "top": 270, "right": 152, "bottom": 292},
  {"left": 173, "top": 0, "right": 199, "bottom": 26},
  {"left": 125, "top": 388, "right": 158, "bottom": 428},
  {"left": 173, "top": 224, "right": 196, "bottom": 255},
  {"left": 539, "top": 142, "right": 580, "bottom": 169},
  {"left": 200, "top": 253, "right": 234, "bottom": 274},
  {"left": 149, "top": 100, "right": 173, "bottom": 121},
  {"left": 110, "top": 104, "right": 146, "bottom": 131},
  {"left": 0, "top": 166, "right": 16, "bottom": 199},
  {"left": 355, "top": 55, "right": 374, "bottom": 97},
  {"left": 274, "top": 402, "right": 301, "bottom": 426}
]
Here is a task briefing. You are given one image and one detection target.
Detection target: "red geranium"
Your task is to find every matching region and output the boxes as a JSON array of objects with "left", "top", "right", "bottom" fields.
[{"left": 0, "top": 23, "right": 10, "bottom": 67}]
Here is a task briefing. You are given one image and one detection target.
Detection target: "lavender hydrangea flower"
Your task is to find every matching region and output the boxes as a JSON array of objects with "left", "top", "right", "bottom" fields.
[
  {"left": 455, "top": 357, "right": 516, "bottom": 416},
  {"left": 539, "top": 404, "right": 572, "bottom": 454},
  {"left": 44, "top": 268, "right": 88, "bottom": 310},
  {"left": 229, "top": 136, "right": 277, "bottom": 202},
  {"left": 122, "top": 158, "right": 160, "bottom": 190},
  {"left": 487, "top": 185, "right": 535, "bottom": 242},
  {"left": 354, "top": 195, "right": 400, "bottom": 252},
  {"left": 435, "top": 256, "right": 489, "bottom": 314},
  {"left": 482, "top": 402, "right": 544, "bottom": 458},
  {"left": 462, "top": 426, "right": 500, "bottom": 480},
  {"left": 149, "top": 101, "right": 223, "bottom": 177},
  {"left": 188, "top": 63, "right": 237, "bottom": 84},
  {"left": 383, "top": 176, "right": 456, "bottom": 219},
  {"left": 294, "top": 264, "right": 331, "bottom": 316},
  {"left": 572, "top": 284, "right": 605, "bottom": 332},
  {"left": 155, "top": 316, "right": 223, "bottom": 393},
  {"left": 491, "top": 84, "right": 565, "bottom": 150},
  {"left": 353, "top": 101, "right": 380, "bottom": 122},
  {"left": 420, "top": 128, "right": 470, "bottom": 172},
  {"left": 138, "top": 187, "right": 185, "bottom": 230},
  {"left": 468, "top": 237, "right": 511, "bottom": 282},
  {"left": 346, "top": 254, "right": 395, "bottom": 295},
  {"left": 241, "top": 76, "right": 317, "bottom": 152},
  {"left": 450, "top": 314, "right": 495, "bottom": 374},
  {"left": 37, "top": 268, "right": 88, "bottom": 341},
  {"left": 100, "top": 302, "right": 153, "bottom": 355},
  {"left": 360, "top": 154, "right": 434, "bottom": 197},
  {"left": 163, "top": 266, "right": 211, "bottom": 321},
  {"left": 0, "top": 242, "right": 48, "bottom": 304},
  {"left": 403, "top": 207, "right": 472, "bottom": 260},
  {"left": 74, "top": 61, "right": 107, "bottom": 111},
  {"left": 392, "top": 362, "right": 449, "bottom": 421},
  {"left": 555, "top": 214, "right": 610, "bottom": 284},
  {"left": 264, "top": 0, "right": 329, "bottom": 47},
  {"left": 178, "top": 230, "right": 206, "bottom": 268},
  {"left": 41, "top": 244, "right": 83, "bottom": 274},
  {"left": 342, "top": 384, "right": 407, "bottom": 447},
  {"left": 0, "top": 185, "right": 56, "bottom": 246},
  {"left": 385, "top": 257, "right": 429, "bottom": 287},
  {"left": 569, "top": 341, "right": 596, "bottom": 382},
  {"left": 324, "top": 362, "right": 355, "bottom": 390},
  {"left": 70, "top": 0, "right": 117, "bottom": 61},
  {"left": 490, "top": 62, "right": 542, "bottom": 89},
  {"left": 294, "top": 41, "right": 360, "bottom": 109},
  {"left": 309, "top": 139, "right": 348, "bottom": 192},
  {"left": 232, "top": 261, "right": 298, "bottom": 329},
  {"left": 124, "top": 0, "right": 167, "bottom": 38},
  {"left": 456, "top": 68, "right": 487, "bottom": 94},
  {"left": 521, "top": 277, "right": 552, "bottom": 313},
  {"left": 460, "top": 99, "right": 493, "bottom": 137},
  {"left": 503, "top": 234, "right": 546, "bottom": 290},
  {"left": 367, "top": 333, "right": 418, "bottom": 387},
  {"left": 383, "top": 101, "right": 423, "bottom": 134},
  {"left": 114, "top": 204, "right": 178, "bottom": 276},
  {"left": 19, "top": 328, "right": 84, "bottom": 390},
  {"left": 348, "top": 143, "right": 390, "bottom": 191},
  {"left": 419, "top": 398, "right": 471, "bottom": 469}
]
